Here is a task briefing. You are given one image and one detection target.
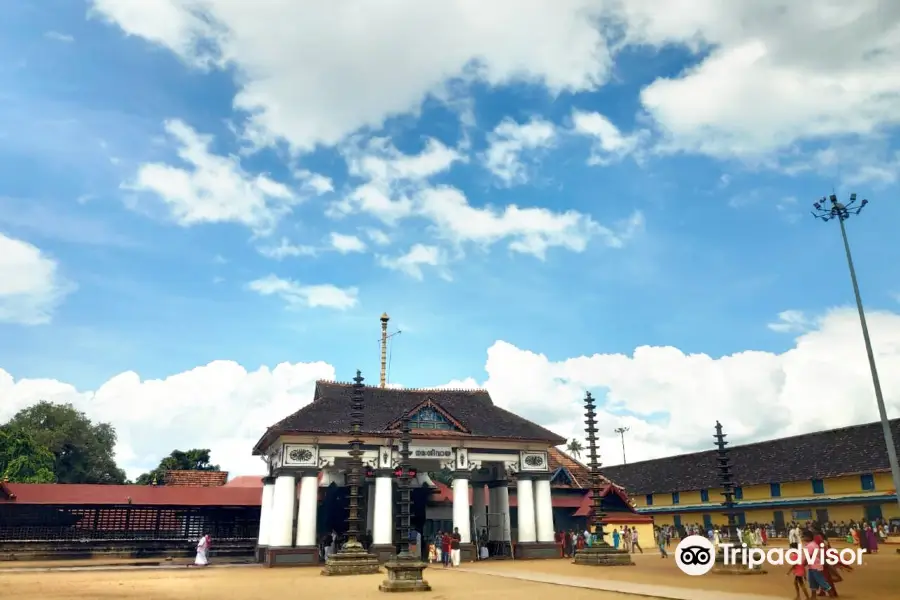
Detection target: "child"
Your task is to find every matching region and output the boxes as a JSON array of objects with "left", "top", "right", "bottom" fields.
[
  {"left": 787, "top": 547, "right": 811, "bottom": 600},
  {"left": 802, "top": 531, "right": 832, "bottom": 597}
]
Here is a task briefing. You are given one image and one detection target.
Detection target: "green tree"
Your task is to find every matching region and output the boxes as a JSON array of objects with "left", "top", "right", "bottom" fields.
[
  {"left": 0, "top": 425, "right": 56, "bottom": 483},
  {"left": 135, "top": 449, "right": 220, "bottom": 485},
  {"left": 5, "top": 401, "right": 127, "bottom": 484},
  {"left": 566, "top": 438, "right": 583, "bottom": 459}
]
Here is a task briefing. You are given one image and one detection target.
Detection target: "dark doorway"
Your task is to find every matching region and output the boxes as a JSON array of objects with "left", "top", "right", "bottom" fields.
[
  {"left": 320, "top": 484, "right": 348, "bottom": 536},
  {"left": 773, "top": 510, "right": 785, "bottom": 531},
  {"left": 864, "top": 504, "right": 883, "bottom": 522},
  {"left": 815, "top": 509, "right": 829, "bottom": 524}
]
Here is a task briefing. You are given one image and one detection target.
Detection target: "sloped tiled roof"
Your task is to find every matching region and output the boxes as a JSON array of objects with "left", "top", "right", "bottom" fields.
[
  {"left": 2, "top": 483, "right": 260, "bottom": 506},
  {"left": 549, "top": 447, "right": 592, "bottom": 489},
  {"left": 600, "top": 419, "right": 900, "bottom": 495},
  {"left": 163, "top": 470, "right": 228, "bottom": 487},
  {"left": 254, "top": 381, "right": 565, "bottom": 452}
]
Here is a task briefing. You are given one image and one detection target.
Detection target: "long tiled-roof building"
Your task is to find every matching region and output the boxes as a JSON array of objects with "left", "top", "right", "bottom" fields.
[{"left": 601, "top": 419, "right": 900, "bottom": 532}]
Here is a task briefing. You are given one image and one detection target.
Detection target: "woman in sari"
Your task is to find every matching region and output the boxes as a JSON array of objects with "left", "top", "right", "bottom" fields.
[
  {"left": 194, "top": 534, "right": 210, "bottom": 567},
  {"left": 612, "top": 528, "right": 620, "bottom": 550},
  {"left": 865, "top": 524, "right": 878, "bottom": 553}
]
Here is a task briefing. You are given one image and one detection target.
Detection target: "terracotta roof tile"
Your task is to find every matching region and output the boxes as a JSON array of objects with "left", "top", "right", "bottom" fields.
[
  {"left": 163, "top": 470, "right": 228, "bottom": 487},
  {"left": 3, "top": 483, "right": 260, "bottom": 506},
  {"left": 255, "top": 381, "right": 565, "bottom": 452},
  {"left": 601, "top": 418, "right": 900, "bottom": 495}
]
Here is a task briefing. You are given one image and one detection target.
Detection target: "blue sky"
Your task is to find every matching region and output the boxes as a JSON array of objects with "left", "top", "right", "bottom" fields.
[{"left": 2, "top": 1, "right": 900, "bottom": 475}]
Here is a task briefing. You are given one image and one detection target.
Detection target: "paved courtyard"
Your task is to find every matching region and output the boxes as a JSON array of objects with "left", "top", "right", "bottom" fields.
[{"left": 0, "top": 547, "right": 895, "bottom": 600}]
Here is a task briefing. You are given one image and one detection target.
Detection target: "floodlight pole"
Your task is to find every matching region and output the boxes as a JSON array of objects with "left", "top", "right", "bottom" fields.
[
  {"left": 811, "top": 194, "right": 900, "bottom": 512},
  {"left": 614, "top": 427, "right": 629, "bottom": 464}
]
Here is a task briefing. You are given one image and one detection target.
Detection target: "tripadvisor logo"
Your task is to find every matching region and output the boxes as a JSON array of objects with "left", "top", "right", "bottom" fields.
[{"left": 675, "top": 535, "right": 866, "bottom": 576}]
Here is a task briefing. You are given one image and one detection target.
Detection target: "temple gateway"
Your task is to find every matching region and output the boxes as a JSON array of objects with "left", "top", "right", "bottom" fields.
[{"left": 252, "top": 380, "right": 567, "bottom": 566}]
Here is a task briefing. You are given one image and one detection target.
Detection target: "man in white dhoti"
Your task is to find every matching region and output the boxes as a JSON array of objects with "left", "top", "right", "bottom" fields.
[{"left": 194, "top": 534, "right": 210, "bottom": 566}]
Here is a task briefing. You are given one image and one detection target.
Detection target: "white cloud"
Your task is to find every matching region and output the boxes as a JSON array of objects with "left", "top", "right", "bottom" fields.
[
  {"left": 483, "top": 117, "right": 556, "bottom": 185},
  {"left": 378, "top": 244, "right": 447, "bottom": 280},
  {"left": 128, "top": 120, "right": 295, "bottom": 232},
  {"left": 90, "top": 0, "right": 612, "bottom": 152},
  {"left": 625, "top": 2, "right": 900, "bottom": 159},
  {"left": 477, "top": 307, "right": 900, "bottom": 466},
  {"left": 257, "top": 238, "right": 317, "bottom": 260},
  {"left": 418, "top": 186, "right": 642, "bottom": 259},
  {"left": 294, "top": 170, "right": 334, "bottom": 194},
  {"left": 571, "top": 110, "right": 644, "bottom": 165},
  {"left": 329, "top": 232, "right": 366, "bottom": 254},
  {"left": 44, "top": 31, "right": 75, "bottom": 43},
  {"left": 364, "top": 228, "right": 391, "bottom": 246},
  {"left": 91, "top": 2, "right": 900, "bottom": 164},
  {"left": 0, "top": 360, "right": 333, "bottom": 478},
  {"left": 0, "top": 233, "right": 72, "bottom": 325},
  {"left": 767, "top": 310, "right": 812, "bottom": 333},
  {"left": 4, "top": 308, "right": 898, "bottom": 479},
  {"left": 247, "top": 275, "right": 358, "bottom": 310}
]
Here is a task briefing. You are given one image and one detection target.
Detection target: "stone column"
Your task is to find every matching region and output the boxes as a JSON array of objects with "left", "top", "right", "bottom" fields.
[
  {"left": 366, "top": 483, "right": 376, "bottom": 535},
  {"left": 256, "top": 476, "right": 275, "bottom": 561},
  {"left": 516, "top": 478, "right": 536, "bottom": 543},
  {"left": 471, "top": 483, "right": 486, "bottom": 541},
  {"left": 269, "top": 474, "right": 297, "bottom": 547},
  {"left": 452, "top": 475, "right": 471, "bottom": 543},
  {"left": 295, "top": 473, "right": 319, "bottom": 547},
  {"left": 533, "top": 476, "right": 555, "bottom": 542}
]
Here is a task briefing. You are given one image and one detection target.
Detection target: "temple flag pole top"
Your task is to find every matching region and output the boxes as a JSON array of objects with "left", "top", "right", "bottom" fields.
[
  {"left": 710, "top": 420, "right": 764, "bottom": 574},
  {"left": 811, "top": 194, "right": 900, "bottom": 511},
  {"left": 573, "top": 392, "right": 634, "bottom": 566},
  {"left": 379, "top": 414, "right": 430, "bottom": 592},
  {"left": 380, "top": 313, "right": 389, "bottom": 388},
  {"left": 322, "top": 370, "right": 380, "bottom": 576}
]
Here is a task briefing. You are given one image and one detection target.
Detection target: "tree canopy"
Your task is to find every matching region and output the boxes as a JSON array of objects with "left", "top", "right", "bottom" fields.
[
  {"left": 3, "top": 401, "right": 127, "bottom": 484},
  {"left": 0, "top": 425, "right": 56, "bottom": 483},
  {"left": 566, "top": 439, "right": 583, "bottom": 459},
  {"left": 135, "top": 449, "right": 220, "bottom": 485}
]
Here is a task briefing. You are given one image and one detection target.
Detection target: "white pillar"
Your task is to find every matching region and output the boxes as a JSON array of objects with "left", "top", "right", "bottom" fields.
[
  {"left": 534, "top": 477, "right": 555, "bottom": 542},
  {"left": 366, "top": 483, "right": 376, "bottom": 534},
  {"left": 516, "top": 478, "right": 536, "bottom": 543},
  {"left": 496, "top": 484, "right": 511, "bottom": 542},
  {"left": 295, "top": 474, "right": 319, "bottom": 547},
  {"left": 452, "top": 477, "right": 471, "bottom": 543},
  {"left": 373, "top": 475, "right": 393, "bottom": 545},
  {"left": 269, "top": 474, "right": 296, "bottom": 547},
  {"left": 257, "top": 478, "right": 275, "bottom": 547}
]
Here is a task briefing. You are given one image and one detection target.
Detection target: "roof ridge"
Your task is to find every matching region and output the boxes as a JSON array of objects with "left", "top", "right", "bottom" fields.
[
  {"left": 316, "top": 379, "right": 487, "bottom": 393},
  {"left": 603, "top": 418, "right": 900, "bottom": 471}
]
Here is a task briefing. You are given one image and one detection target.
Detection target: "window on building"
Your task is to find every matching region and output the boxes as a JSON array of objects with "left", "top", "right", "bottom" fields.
[
  {"left": 734, "top": 486, "right": 743, "bottom": 500},
  {"left": 702, "top": 514, "right": 712, "bottom": 530},
  {"left": 793, "top": 509, "right": 812, "bottom": 521},
  {"left": 860, "top": 474, "right": 875, "bottom": 491},
  {"left": 700, "top": 489, "right": 709, "bottom": 502},
  {"left": 811, "top": 479, "right": 825, "bottom": 494},
  {"left": 770, "top": 483, "right": 781, "bottom": 497},
  {"left": 672, "top": 492, "right": 680, "bottom": 505},
  {"left": 408, "top": 406, "right": 457, "bottom": 430},
  {"left": 645, "top": 494, "right": 653, "bottom": 506}
]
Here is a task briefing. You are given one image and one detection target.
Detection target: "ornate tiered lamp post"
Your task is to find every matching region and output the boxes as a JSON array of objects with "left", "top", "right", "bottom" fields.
[
  {"left": 379, "top": 414, "right": 430, "bottom": 592},
  {"left": 322, "top": 371, "right": 380, "bottom": 576},
  {"left": 573, "top": 392, "right": 633, "bottom": 566},
  {"left": 711, "top": 420, "right": 765, "bottom": 574}
]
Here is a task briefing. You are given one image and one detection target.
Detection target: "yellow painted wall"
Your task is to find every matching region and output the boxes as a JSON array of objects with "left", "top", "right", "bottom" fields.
[{"left": 633, "top": 472, "right": 897, "bottom": 527}]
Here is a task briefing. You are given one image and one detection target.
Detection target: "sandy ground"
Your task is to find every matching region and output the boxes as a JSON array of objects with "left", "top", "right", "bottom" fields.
[
  {"left": 466, "top": 548, "right": 899, "bottom": 599},
  {"left": 0, "top": 566, "right": 631, "bottom": 600}
]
